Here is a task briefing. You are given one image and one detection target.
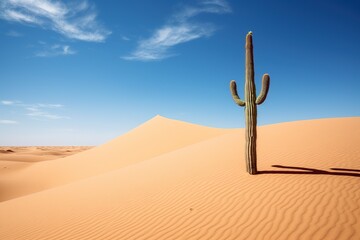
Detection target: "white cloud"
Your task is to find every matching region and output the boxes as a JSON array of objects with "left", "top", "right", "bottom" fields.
[
  {"left": 1, "top": 100, "right": 16, "bottom": 105},
  {"left": 0, "top": 120, "right": 18, "bottom": 124},
  {"left": 0, "top": 0, "right": 110, "bottom": 42},
  {"left": 36, "top": 103, "right": 63, "bottom": 108},
  {"left": 123, "top": 0, "right": 231, "bottom": 61},
  {"left": 36, "top": 44, "right": 76, "bottom": 57},
  {"left": 174, "top": 0, "right": 231, "bottom": 20},
  {"left": 1, "top": 100, "right": 69, "bottom": 120},
  {"left": 26, "top": 108, "right": 68, "bottom": 120},
  {"left": 123, "top": 24, "right": 215, "bottom": 61},
  {"left": 25, "top": 104, "right": 69, "bottom": 120},
  {"left": 6, "top": 30, "right": 23, "bottom": 37},
  {"left": 2, "top": 9, "right": 41, "bottom": 23},
  {"left": 201, "top": 0, "right": 232, "bottom": 13},
  {"left": 121, "top": 36, "right": 130, "bottom": 41}
]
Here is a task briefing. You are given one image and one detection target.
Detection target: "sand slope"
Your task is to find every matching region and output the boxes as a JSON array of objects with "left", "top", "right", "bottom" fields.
[
  {"left": 0, "top": 146, "right": 92, "bottom": 163},
  {"left": 0, "top": 146, "right": 91, "bottom": 191},
  {"left": 0, "top": 116, "right": 359, "bottom": 239},
  {"left": 0, "top": 115, "right": 230, "bottom": 201}
]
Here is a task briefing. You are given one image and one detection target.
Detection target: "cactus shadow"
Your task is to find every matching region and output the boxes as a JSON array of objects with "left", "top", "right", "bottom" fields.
[{"left": 258, "top": 165, "right": 360, "bottom": 178}]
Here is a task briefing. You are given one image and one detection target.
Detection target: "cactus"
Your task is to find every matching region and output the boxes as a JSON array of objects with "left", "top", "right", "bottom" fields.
[{"left": 230, "top": 31, "right": 270, "bottom": 175}]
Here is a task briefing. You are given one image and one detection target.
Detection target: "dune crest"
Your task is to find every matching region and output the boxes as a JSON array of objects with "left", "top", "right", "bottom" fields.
[
  {"left": 0, "top": 117, "right": 359, "bottom": 239},
  {"left": 0, "top": 115, "right": 231, "bottom": 201}
]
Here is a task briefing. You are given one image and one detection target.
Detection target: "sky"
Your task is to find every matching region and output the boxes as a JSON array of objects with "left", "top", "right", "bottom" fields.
[{"left": 0, "top": 0, "right": 359, "bottom": 146}]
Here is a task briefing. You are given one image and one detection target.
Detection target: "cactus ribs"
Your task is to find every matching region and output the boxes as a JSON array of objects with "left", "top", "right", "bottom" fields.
[{"left": 230, "top": 31, "right": 270, "bottom": 175}]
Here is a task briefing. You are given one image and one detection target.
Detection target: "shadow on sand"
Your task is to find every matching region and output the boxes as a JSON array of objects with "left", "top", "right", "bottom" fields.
[{"left": 259, "top": 165, "right": 360, "bottom": 177}]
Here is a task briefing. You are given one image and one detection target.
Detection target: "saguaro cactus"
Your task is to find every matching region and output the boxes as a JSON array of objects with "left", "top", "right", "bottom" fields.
[{"left": 230, "top": 31, "right": 270, "bottom": 175}]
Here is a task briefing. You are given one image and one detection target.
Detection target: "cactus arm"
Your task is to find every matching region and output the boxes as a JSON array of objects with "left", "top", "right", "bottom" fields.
[
  {"left": 256, "top": 73, "right": 270, "bottom": 105},
  {"left": 230, "top": 80, "right": 246, "bottom": 106}
]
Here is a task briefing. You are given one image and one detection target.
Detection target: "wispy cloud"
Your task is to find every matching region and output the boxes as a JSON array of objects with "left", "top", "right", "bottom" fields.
[
  {"left": 0, "top": 120, "right": 18, "bottom": 124},
  {"left": 121, "top": 36, "right": 130, "bottom": 41},
  {"left": 174, "top": 0, "right": 231, "bottom": 20},
  {"left": 123, "top": 0, "right": 231, "bottom": 61},
  {"left": 24, "top": 103, "right": 69, "bottom": 120},
  {"left": 1, "top": 100, "right": 17, "bottom": 105},
  {"left": 36, "top": 103, "right": 64, "bottom": 108},
  {"left": 1, "top": 100, "right": 69, "bottom": 120},
  {"left": 0, "top": 0, "right": 110, "bottom": 42},
  {"left": 26, "top": 107, "right": 68, "bottom": 120},
  {"left": 36, "top": 44, "right": 76, "bottom": 57},
  {"left": 5, "top": 30, "right": 22, "bottom": 37}
]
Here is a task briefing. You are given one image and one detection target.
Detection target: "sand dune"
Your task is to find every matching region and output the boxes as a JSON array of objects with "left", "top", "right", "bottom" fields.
[
  {"left": 0, "top": 116, "right": 359, "bottom": 239},
  {"left": 0, "top": 115, "right": 231, "bottom": 201},
  {"left": 0, "top": 146, "right": 92, "bottom": 194},
  {"left": 0, "top": 146, "right": 92, "bottom": 163}
]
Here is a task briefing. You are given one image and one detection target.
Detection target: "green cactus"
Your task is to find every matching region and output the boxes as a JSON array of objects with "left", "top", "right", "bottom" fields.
[{"left": 230, "top": 31, "right": 270, "bottom": 175}]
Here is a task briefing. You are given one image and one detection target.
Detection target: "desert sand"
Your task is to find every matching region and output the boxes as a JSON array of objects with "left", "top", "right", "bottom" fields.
[
  {"left": 0, "top": 116, "right": 359, "bottom": 239},
  {"left": 0, "top": 146, "right": 93, "bottom": 163},
  {"left": 0, "top": 146, "right": 92, "bottom": 184}
]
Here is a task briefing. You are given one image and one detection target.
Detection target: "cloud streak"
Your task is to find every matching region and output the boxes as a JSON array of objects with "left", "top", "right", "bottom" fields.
[
  {"left": 123, "top": 0, "right": 231, "bottom": 61},
  {"left": 36, "top": 44, "right": 76, "bottom": 57},
  {"left": 1, "top": 100, "right": 17, "bottom": 105},
  {"left": 24, "top": 103, "right": 69, "bottom": 120},
  {"left": 0, "top": 120, "right": 18, "bottom": 124},
  {"left": 0, "top": 0, "right": 110, "bottom": 42},
  {"left": 26, "top": 107, "right": 69, "bottom": 120},
  {"left": 5, "top": 30, "right": 23, "bottom": 37},
  {"left": 1, "top": 100, "right": 69, "bottom": 120}
]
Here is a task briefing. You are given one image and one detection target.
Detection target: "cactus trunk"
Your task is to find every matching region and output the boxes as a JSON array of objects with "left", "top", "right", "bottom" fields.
[
  {"left": 244, "top": 32, "right": 258, "bottom": 174},
  {"left": 230, "top": 31, "right": 270, "bottom": 175}
]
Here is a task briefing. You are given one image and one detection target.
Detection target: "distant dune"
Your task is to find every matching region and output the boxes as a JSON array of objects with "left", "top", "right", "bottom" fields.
[
  {"left": 0, "top": 146, "right": 92, "bottom": 163},
  {"left": 1, "top": 116, "right": 359, "bottom": 239}
]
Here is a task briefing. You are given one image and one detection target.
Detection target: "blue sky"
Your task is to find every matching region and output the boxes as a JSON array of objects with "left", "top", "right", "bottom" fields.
[{"left": 0, "top": 0, "right": 359, "bottom": 145}]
